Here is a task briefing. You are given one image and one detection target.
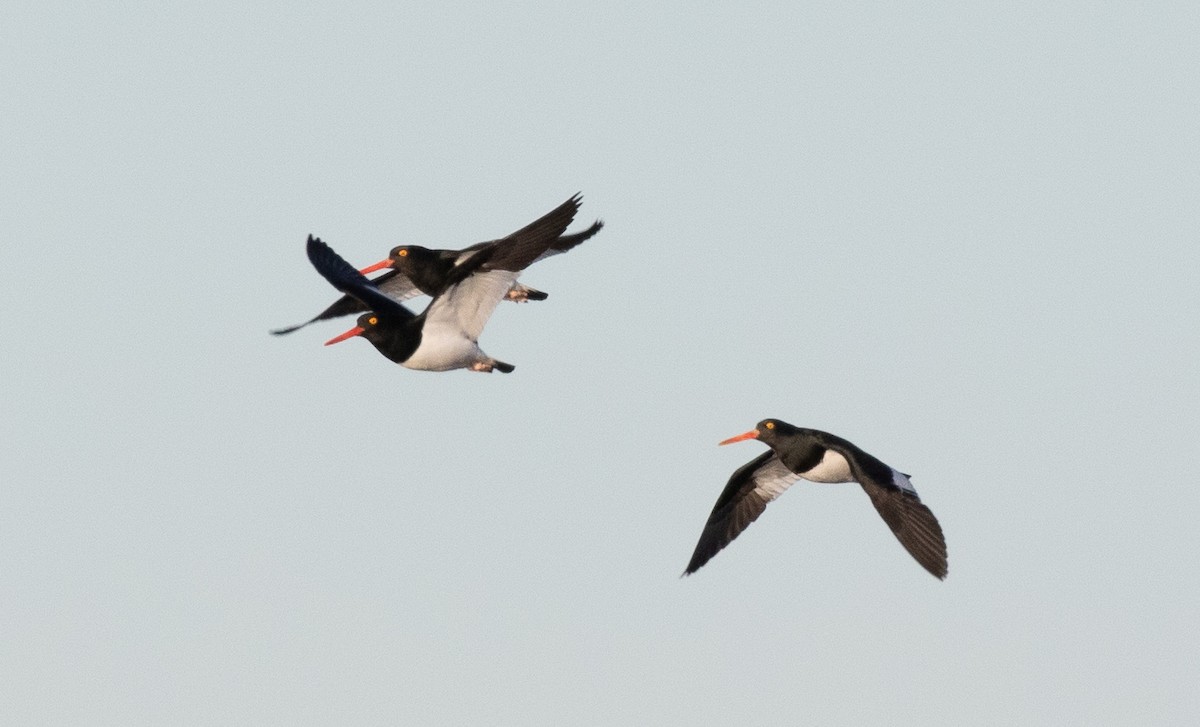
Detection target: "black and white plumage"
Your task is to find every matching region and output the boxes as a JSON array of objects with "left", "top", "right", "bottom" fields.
[
  {"left": 271, "top": 211, "right": 603, "bottom": 336},
  {"left": 306, "top": 194, "right": 586, "bottom": 373},
  {"left": 685, "top": 419, "right": 948, "bottom": 579}
]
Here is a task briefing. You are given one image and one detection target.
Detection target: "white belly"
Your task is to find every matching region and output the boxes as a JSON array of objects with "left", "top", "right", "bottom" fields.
[
  {"left": 801, "top": 449, "right": 853, "bottom": 483},
  {"left": 402, "top": 324, "right": 482, "bottom": 372}
]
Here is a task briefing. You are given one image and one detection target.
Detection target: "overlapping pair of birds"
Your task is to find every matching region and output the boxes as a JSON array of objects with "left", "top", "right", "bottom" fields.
[{"left": 275, "top": 194, "right": 948, "bottom": 580}]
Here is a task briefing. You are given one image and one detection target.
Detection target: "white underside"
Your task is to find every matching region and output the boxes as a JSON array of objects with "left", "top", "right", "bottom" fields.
[
  {"left": 401, "top": 323, "right": 487, "bottom": 371},
  {"left": 800, "top": 450, "right": 854, "bottom": 483},
  {"left": 799, "top": 451, "right": 917, "bottom": 493},
  {"left": 756, "top": 452, "right": 917, "bottom": 503},
  {"left": 396, "top": 264, "right": 521, "bottom": 371}
]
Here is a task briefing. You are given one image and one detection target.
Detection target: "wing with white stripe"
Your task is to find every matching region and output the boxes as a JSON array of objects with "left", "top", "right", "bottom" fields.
[
  {"left": 373, "top": 269, "right": 423, "bottom": 301},
  {"left": 684, "top": 452, "right": 802, "bottom": 575}
]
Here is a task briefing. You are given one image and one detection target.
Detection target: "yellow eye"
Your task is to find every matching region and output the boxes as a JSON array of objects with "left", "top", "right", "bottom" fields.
[
  {"left": 765, "top": 421, "right": 775, "bottom": 430},
  {"left": 368, "top": 316, "right": 378, "bottom": 325},
  {"left": 398, "top": 249, "right": 408, "bottom": 257}
]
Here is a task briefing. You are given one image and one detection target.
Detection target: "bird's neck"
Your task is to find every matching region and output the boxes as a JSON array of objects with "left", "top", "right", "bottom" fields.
[{"left": 364, "top": 321, "right": 421, "bottom": 364}]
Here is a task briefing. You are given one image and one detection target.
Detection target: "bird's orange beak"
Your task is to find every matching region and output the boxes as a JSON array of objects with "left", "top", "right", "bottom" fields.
[
  {"left": 324, "top": 326, "right": 365, "bottom": 346},
  {"left": 358, "top": 259, "right": 392, "bottom": 275},
  {"left": 719, "top": 429, "right": 760, "bottom": 446}
]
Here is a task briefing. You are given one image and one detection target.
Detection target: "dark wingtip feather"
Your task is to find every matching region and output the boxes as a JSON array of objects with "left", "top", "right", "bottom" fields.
[
  {"left": 269, "top": 323, "right": 305, "bottom": 336},
  {"left": 681, "top": 558, "right": 706, "bottom": 577},
  {"left": 476, "top": 195, "right": 583, "bottom": 273},
  {"left": 272, "top": 292, "right": 372, "bottom": 336},
  {"left": 302, "top": 234, "right": 416, "bottom": 322},
  {"left": 550, "top": 218, "right": 605, "bottom": 253},
  {"left": 683, "top": 452, "right": 782, "bottom": 578},
  {"left": 270, "top": 236, "right": 340, "bottom": 336},
  {"left": 306, "top": 235, "right": 365, "bottom": 292},
  {"left": 891, "top": 491, "right": 948, "bottom": 580},
  {"left": 267, "top": 237, "right": 315, "bottom": 336}
]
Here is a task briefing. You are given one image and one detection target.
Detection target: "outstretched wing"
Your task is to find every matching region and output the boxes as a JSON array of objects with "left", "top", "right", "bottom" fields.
[
  {"left": 818, "top": 434, "right": 949, "bottom": 580},
  {"left": 425, "top": 269, "right": 522, "bottom": 342},
  {"left": 684, "top": 451, "right": 803, "bottom": 575},
  {"left": 270, "top": 269, "right": 420, "bottom": 335},
  {"left": 453, "top": 216, "right": 602, "bottom": 268},
  {"left": 270, "top": 294, "right": 369, "bottom": 335},
  {"left": 372, "top": 269, "right": 423, "bottom": 302},
  {"left": 460, "top": 193, "right": 582, "bottom": 274},
  {"left": 305, "top": 235, "right": 416, "bottom": 322},
  {"left": 430, "top": 194, "right": 581, "bottom": 340},
  {"left": 534, "top": 218, "right": 604, "bottom": 264},
  {"left": 857, "top": 478, "right": 948, "bottom": 580}
]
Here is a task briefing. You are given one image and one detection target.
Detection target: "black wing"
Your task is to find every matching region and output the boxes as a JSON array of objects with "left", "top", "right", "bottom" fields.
[
  {"left": 305, "top": 236, "right": 416, "bottom": 322},
  {"left": 447, "top": 194, "right": 582, "bottom": 283},
  {"left": 453, "top": 216, "right": 602, "bottom": 268},
  {"left": 819, "top": 434, "right": 949, "bottom": 580},
  {"left": 271, "top": 269, "right": 421, "bottom": 335},
  {"left": 270, "top": 294, "right": 369, "bottom": 335},
  {"left": 858, "top": 481, "right": 948, "bottom": 580},
  {"left": 539, "top": 218, "right": 604, "bottom": 260},
  {"left": 684, "top": 451, "right": 802, "bottom": 576}
]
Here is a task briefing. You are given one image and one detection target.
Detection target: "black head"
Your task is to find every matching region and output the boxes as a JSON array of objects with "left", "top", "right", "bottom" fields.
[
  {"left": 719, "top": 418, "right": 800, "bottom": 447},
  {"left": 324, "top": 311, "right": 421, "bottom": 364},
  {"left": 387, "top": 244, "right": 438, "bottom": 270},
  {"left": 757, "top": 418, "right": 802, "bottom": 444},
  {"left": 357, "top": 245, "right": 434, "bottom": 276},
  {"left": 325, "top": 312, "right": 386, "bottom": 346}
]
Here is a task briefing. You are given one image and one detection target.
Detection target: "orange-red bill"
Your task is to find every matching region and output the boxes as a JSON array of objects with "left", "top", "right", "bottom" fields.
[
  {"left": 358, "top": 259, "right": 392, "bottom": 275},
  {"left": 718, "top": 429, "right": 760, "bottom": 446},
  {"left": 324, "top": 326, "right": 364, "bottom": 346}
]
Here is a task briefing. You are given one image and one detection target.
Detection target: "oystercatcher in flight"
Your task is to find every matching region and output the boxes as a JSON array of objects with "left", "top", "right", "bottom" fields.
[
  {"left": 271, "top": 210, "right": 602, "bottom": 336},
  {"left": 305, "top": 194, "right": 586, "bottom": 373},
  {"left": 685, "top": 419, "right": 948, "bottom": 579}
]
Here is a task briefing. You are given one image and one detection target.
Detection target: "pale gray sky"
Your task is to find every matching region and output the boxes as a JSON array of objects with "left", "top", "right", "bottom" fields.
[{"left": 3, "top": 2, "right": 1198, "bottom": 725}]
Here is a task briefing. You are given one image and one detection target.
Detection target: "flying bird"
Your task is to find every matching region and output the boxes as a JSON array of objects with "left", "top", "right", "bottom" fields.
[
  {"left": 271, "top": 213, "right": 603, "bottom": 335},
  {"left": 305, "top": 194, "right": 585, "bottom": 373},
  {"left": 685, "top": 419, "right": 948, "bottom": 579}
]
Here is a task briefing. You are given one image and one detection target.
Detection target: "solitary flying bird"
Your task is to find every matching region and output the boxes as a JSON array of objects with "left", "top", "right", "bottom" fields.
[
  {"left": 685, "top": 419, "right": 948, "bottom": 579},
  {"left": 271, "top": 212, "right": 603, "bottom": 336},
  {"left": 307, "top": 194, "right": 585, "bottom": 373}
]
